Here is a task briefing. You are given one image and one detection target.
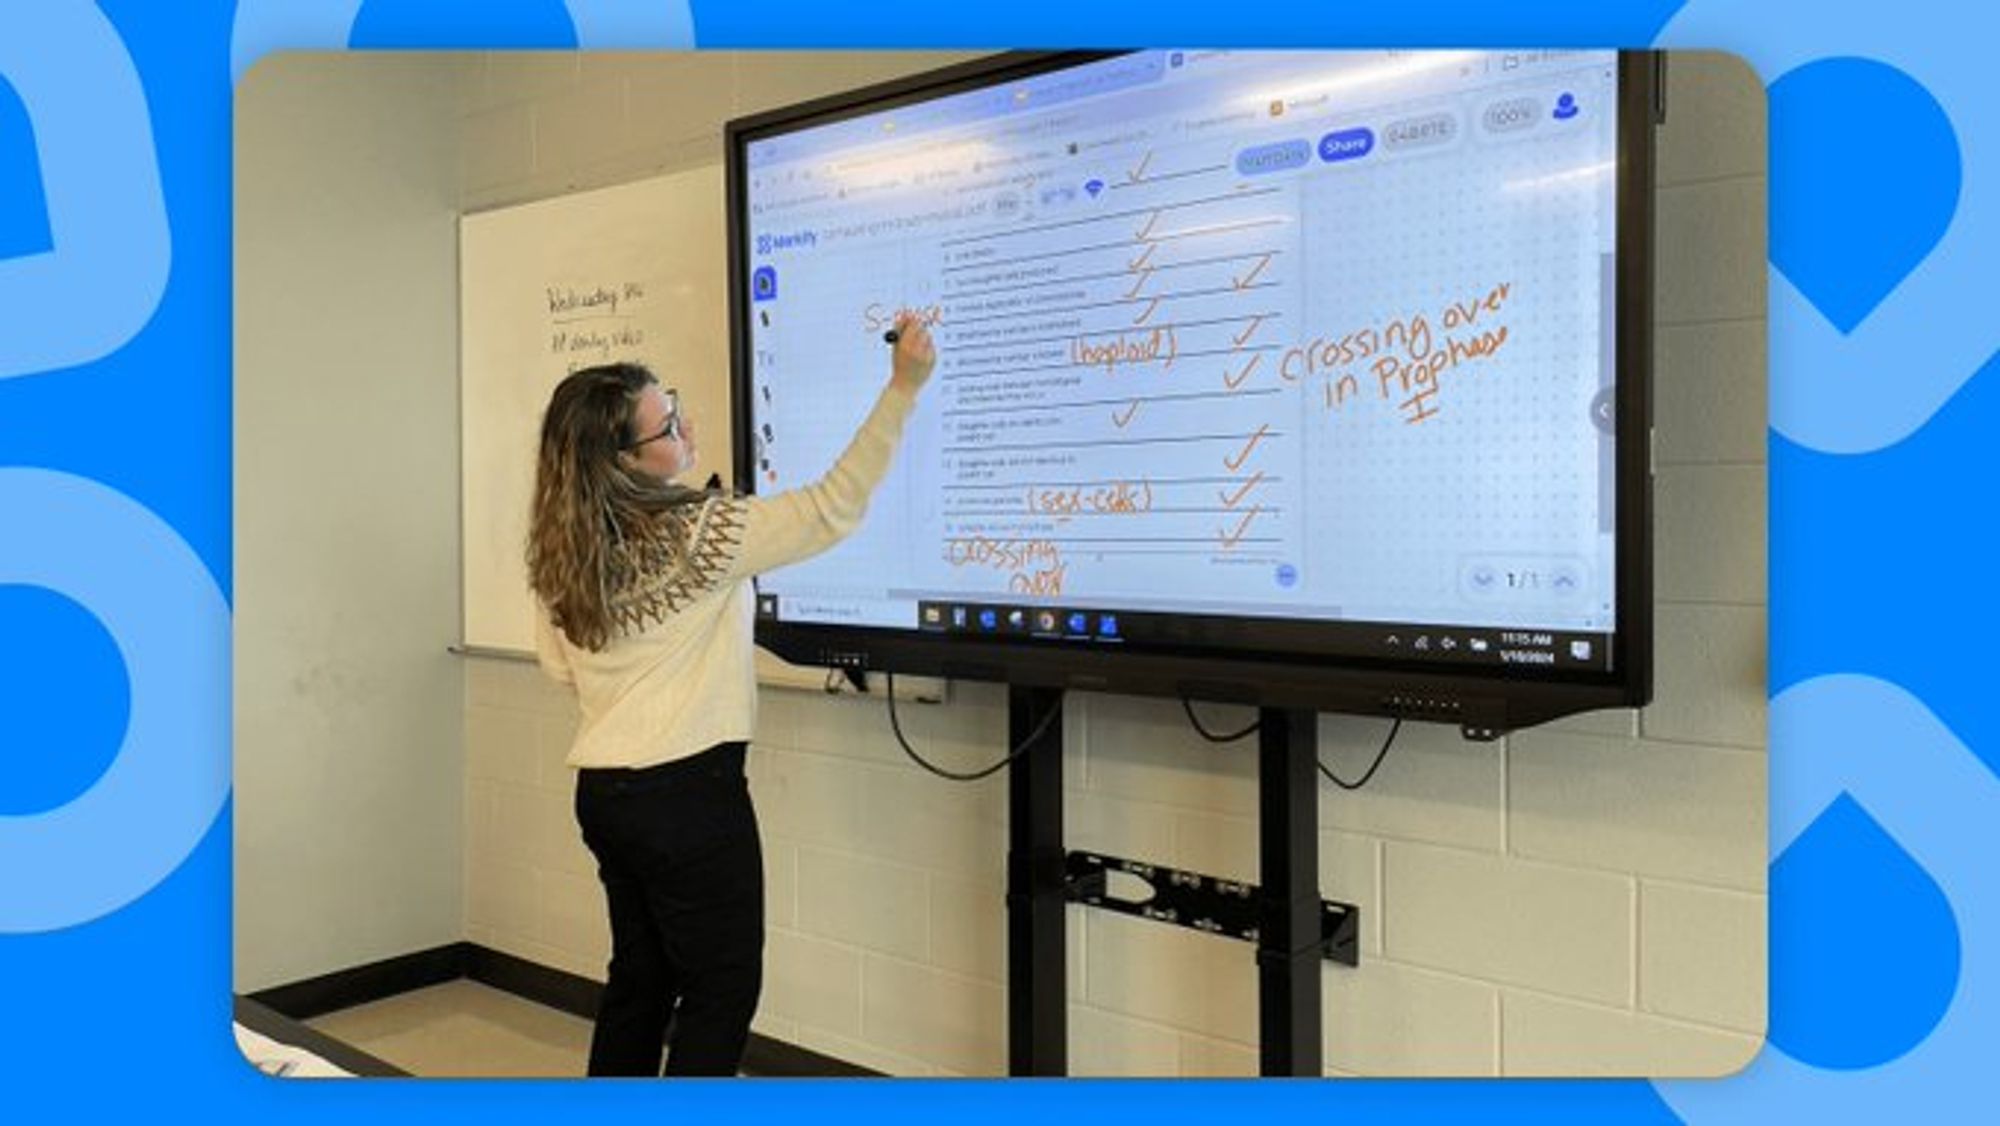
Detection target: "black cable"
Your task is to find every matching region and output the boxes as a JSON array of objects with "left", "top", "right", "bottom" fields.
[
  {"left": 884, "top": 671, "right": 1065, "bottom": 782},
  {"left": 1176, "top": 696, "right": 1402, "bottom": 790},
  {"left": 1320, "top": 717, "right": 1401, "bottom": 791},
  {"left": 1181, "top": 696, "right": 1260, "bottom": 743}
]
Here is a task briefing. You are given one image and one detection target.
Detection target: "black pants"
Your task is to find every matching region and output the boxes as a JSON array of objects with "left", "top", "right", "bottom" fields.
[{"left": 574, "top": 742, "right": 763, "bottom": 1076}]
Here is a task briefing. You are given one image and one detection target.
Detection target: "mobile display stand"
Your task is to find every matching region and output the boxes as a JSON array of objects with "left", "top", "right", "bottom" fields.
[{"left": 1005, "top": 687, "right": 1360, "bottom": 1076}]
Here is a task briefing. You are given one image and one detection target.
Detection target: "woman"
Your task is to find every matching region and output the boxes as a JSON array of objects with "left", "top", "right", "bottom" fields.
[{"left": 526, "top": 314, "right": 936, "bottom": 1076}]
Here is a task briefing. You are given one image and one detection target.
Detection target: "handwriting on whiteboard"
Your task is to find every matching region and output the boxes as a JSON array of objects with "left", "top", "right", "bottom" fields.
[
  {"left": 545, "top": 281, "right": 650, "bottom": 373},
  {"left": 1279, "top": 281, "right": 1514, "bottom": 424}
]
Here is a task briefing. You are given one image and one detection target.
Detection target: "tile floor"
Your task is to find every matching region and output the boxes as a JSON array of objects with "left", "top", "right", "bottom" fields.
[{"left": 305, "top": 980, "right": 593, "bottom": 1078}]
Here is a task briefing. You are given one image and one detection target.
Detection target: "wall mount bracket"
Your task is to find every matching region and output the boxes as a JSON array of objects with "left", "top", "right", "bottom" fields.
[{"left": 1063, "top": 850, "right": 1360, "bottom": 967}]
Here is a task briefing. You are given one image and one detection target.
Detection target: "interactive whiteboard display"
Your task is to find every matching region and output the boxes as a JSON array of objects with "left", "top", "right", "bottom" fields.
[{"left": 733, "top": 49, "right": 1643, "bottom": 689}]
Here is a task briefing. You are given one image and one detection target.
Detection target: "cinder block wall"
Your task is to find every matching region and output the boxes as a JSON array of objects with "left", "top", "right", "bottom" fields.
[{"left": 460, "top": 50, "right": 1767, "bottom": 1076}]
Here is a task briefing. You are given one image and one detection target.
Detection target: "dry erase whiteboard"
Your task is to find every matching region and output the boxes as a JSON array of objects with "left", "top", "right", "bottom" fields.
[{"left": 458, "top": 166, "right": 733, "bottom": 654}]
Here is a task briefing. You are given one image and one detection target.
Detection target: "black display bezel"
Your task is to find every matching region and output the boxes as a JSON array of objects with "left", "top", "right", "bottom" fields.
[{"left": 726, "top": 49, "right": 1655, "bottom": 735}]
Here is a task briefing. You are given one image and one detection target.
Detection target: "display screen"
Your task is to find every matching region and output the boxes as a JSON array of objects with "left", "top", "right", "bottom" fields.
[{"left": 731, "top": 49, "right": 1650, "bottom": 713}]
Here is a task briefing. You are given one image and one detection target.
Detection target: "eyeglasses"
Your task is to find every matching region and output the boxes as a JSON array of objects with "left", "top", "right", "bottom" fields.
[{"left": 622, "top": 388, "right": 681, "bottom": 450}]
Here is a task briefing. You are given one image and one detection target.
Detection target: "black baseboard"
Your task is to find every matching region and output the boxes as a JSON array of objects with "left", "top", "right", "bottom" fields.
[
  {"left": 234, "top": 995, "right": 408, "bottom": 1077},
  {"left": 464, "top": 944, "right": 600, "bottom": 1021},
  {"left": 741, "top": 1033, "right": 879, "bottom": 1079},
  {"left": 251, "top": 942, "right": 881, "bottom": 1078},
  {"left": 246, "top": 942, "right": 471, "bottom": 1020}
]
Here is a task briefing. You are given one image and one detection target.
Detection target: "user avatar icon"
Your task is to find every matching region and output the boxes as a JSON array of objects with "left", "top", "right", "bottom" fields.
[{"left": 1553, "top": 92, "right": 1579, "bottom": 120}]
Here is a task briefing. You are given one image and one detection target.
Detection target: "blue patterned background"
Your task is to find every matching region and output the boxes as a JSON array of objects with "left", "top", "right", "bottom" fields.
[{"left": 2, "top": 0, "right": 1992, "bottom": 1118}]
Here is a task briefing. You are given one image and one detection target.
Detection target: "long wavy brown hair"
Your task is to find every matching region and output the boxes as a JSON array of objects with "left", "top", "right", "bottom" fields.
[{"left": 527, "top": 362, "right": 705, "bottom": 651}]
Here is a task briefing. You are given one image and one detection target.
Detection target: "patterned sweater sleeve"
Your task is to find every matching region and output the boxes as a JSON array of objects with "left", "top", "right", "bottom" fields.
[
  {"left": 713, "top": 381, "right": 918, "bottom": 583},
  {"left": 533, "top": 603, "right": 575, "bottom": 685}
]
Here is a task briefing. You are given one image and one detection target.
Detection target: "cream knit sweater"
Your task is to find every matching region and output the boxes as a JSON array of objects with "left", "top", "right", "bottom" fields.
[{"left": 535, "top": 382, "right": 916, "bottom": 769}]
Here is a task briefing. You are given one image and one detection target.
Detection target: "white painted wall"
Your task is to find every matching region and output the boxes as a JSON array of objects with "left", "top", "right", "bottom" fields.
[{"left": 234, "top": 54, "right": 466, "bottom": 992}]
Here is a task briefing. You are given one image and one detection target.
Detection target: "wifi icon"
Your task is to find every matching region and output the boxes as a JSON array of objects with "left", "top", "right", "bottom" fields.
[{"left": 1084, "top": 178, "right": 1104, "bottom": 198}]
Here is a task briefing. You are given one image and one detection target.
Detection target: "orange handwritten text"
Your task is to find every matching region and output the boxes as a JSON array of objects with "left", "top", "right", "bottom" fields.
[
  {"left": 863, "top": 303, "right": 943, "bottom": 335},
  {"left": 944, "top": 536, "right": 1068, "bottom": 596},
  {"left": 1372, "top": 325, "right": 1510, "bottom": 423},
  {"left": 1323, "top": 373, "right": 1360, "bottom": 410},
  {"left": 1277, "top": 313, "right": 1429, "bottom": 382},
  {"left": 1026, "top": 480, "right": 1155, "bottom": 519},
  {"left": 1009, "top": 564, "right": 1069, "bottom": 596},
  {"left": 1070, "top": 325, "right": 1179, "bottom": 376},
  {"left": 1276, "top": 281, "right": 1515, "bottom": 423},
  {"left": 945, "top": 536, "right": 1062, "bottom": 573}
]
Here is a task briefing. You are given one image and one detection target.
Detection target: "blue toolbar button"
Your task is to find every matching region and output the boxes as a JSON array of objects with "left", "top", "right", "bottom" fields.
[{"left": 1317, "top": 127, "right": 1375, "bottom": 163}]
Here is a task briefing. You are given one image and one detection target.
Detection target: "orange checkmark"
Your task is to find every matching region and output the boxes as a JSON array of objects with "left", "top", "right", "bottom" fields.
[
  {"left": 1128, "top": 242, "right": 1158, "bottom": 271},
  {"left": 1125, "top": 268, "right": 1155, "bottom": 299},
  {"left": 1223, "top": 352, "right": 1261, "bottom": 390},
  {"left": 1127, "top": 150, "right": 1154, "bottom": 183},
  {"left": 1132, "top": 296, "right": 1162, "bottom": 325},
  {"left": 1112, "top": 400, "right": 1141, "bottom": 428},
  {"left": 1232, "top": 315, "right": 1267, "bottom": 347},
  {"left": 1219, "top": 471, "right": 1265, "bottom": 508},
  {"left": 1135, "top": 210, "right": 1161, "bottom": 241},
  {"left": 1223, "top": 423, "right": 1270, "bottom": 470},
  {"left": 1233, "top": 253, "right": 1273, "bottom": 290},
  {"left": 1218, "top": 505, "right": 1263, "bottom": 549}
]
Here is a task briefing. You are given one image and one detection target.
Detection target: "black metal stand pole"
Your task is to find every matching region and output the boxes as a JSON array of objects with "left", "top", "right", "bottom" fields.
[
  {"left": 1006, "top": 686, "right": 1067, "bottom": 1076},
  {"left": 1257, "top": 707, "right": 1323, "bottom": 1076}
]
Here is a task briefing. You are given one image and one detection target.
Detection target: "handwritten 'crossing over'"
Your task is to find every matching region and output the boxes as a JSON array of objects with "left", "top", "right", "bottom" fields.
[
  {"left": 945, "top": 535, "right": 1069, "bottom": 595},
  {"left": 1279, "top": 281, "right": 1515, "bottom": 423}
]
